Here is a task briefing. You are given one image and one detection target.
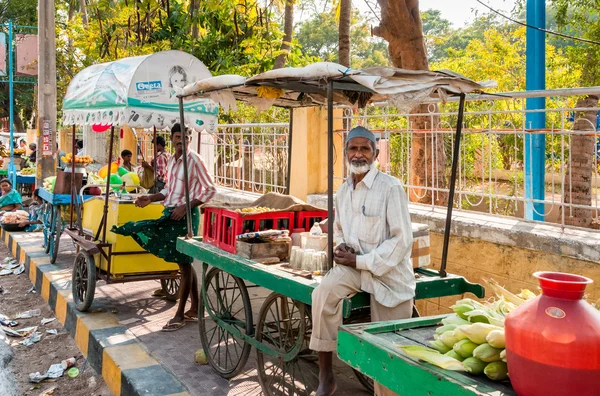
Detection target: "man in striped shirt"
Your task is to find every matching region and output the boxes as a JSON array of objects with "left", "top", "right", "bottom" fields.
[{"left": 113, "top": 123, "right": 216, "bottom": 332}]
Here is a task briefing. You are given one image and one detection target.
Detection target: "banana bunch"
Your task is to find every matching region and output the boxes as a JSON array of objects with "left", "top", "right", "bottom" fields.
[
  {"left": 61, "top": 153, "right": 93, "bottom": 165},
  {"left": 14, "top": 148, "right": 26, "bottom": 155},
  {"left": 234, "top": 207, "right": 274, "bottom": 214},
  {"left": 19, "top": 168, "right": 36, "bottom": 175}
]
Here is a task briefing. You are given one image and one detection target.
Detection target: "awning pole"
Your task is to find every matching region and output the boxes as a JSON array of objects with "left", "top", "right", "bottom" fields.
[
  {"left": 286, "top": 109, "right": 294, "bottom": 195},
  {"left": 70, "top": 124, "right": 76, "bottom": 229},
  {"left": 327, "top": 80, "right": 334, "bottom": 271},
  {"left": 440, "top": 93, "right": 466, "bottom": 277},
  {"left": 101, "top": 126, "right": 115, "bottom": 243},
  {"left": 178, "top": 97, "right": 193, "bottom": 239}
]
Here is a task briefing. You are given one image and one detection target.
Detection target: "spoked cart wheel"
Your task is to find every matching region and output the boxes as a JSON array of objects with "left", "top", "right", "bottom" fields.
[
  {"left": 256, "top": 293, "right": 318, "bottom": 396},
  {"left": 50, "top": 206, "right": 62, "bottom": 264},
  {"left": 160, "top": 278, "right": 180, "bottom": 301},
  {"left": 198, "top": 267, "right": 253, "bottom": 378},
  {"left": 71, "top": 251, "right": 96, "bottom": 312}
]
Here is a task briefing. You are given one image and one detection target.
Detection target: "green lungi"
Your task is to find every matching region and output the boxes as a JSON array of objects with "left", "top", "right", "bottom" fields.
[{"left": 111, "top": 207, "right": 199, "bottom": 265}]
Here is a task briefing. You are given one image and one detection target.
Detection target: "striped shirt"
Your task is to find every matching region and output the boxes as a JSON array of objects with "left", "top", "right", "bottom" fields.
[
  {"left": 153, "top": 151, "right": 170, "bottom": 183},
  {"left": 160, "top": 150, "right": 216, "bottom": 207},
  {"left": 334, "top": 168, "right": 415, "bottom": 307}
]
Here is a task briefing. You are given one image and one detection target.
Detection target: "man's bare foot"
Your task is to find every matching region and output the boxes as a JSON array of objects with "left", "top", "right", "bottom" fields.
[{"left": 316, "top": 375, "right": 336, "bottom": 396}]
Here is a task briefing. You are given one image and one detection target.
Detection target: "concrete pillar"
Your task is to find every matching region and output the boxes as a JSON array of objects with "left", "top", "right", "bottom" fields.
[
  {"left": 120, "top": 126, "right": 138, "bottom": 165},
  {"left": 289, "top": 107, "right": 344, "bottom": 201}
]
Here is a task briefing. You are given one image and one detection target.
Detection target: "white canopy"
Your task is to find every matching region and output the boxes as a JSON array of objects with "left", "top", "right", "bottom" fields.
[{"left": 63, "top": 50, "right": 219, "bottom": 132}]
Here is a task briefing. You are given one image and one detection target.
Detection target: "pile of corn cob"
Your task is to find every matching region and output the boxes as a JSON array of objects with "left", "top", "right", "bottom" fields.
[{"left": 398, "top": 279, "right": 537, "bottom": 381}]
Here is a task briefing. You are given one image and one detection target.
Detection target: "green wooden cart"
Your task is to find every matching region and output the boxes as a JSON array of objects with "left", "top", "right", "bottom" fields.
[
  {"left": 177, "top": 238, "right": 484, "bottom": 395},
  {"left": 337, "top": 315, "right": 516, "bottom": 396}
]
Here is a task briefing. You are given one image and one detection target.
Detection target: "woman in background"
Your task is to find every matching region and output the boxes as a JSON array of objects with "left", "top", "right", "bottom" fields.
[{"left": 0, "top": 179, "right": 22, "bottom": 213}]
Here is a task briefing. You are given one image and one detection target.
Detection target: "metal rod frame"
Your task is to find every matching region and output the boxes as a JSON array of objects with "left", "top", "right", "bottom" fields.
[
  {"left": 286, "top": 109, "right": 294, "bottom": 194},
  {"left": 178, "top": 97, "right": 194, "bottom": 239},
  {"left": 327, "top": 80, "right": 334, "bottom": 271},
  {"left": 70, "top": 125, "right": 76, "bottom": 229},
  {"left": 439, "top": 94, "right": 466, "bottom": 277}
]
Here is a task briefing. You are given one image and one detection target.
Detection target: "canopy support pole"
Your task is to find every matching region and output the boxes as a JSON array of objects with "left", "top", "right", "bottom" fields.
[
  {"left": 327, "top": 80, "right": 334, "bottom": 271},
  {"left": 286, "top": 109, "right": 293, "bottom": 195},
  {"left": 69, "top": 124, "right": 76, "bottom": 229},
  {"left": 153, "top": 126, "right": 158, "bottom": 188},
  {"left": 100, "top": 126, "right": 115, "bottom": 244},
  {"left": 179, "top": 97, "right": 193, "bottom": 239},
  {"left": 440, "top": 94, "right": 466, "bottom": 278}
]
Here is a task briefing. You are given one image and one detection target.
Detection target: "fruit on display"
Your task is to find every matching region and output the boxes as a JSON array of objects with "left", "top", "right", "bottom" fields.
[
  {"left": 234, "top": 207, "right": 275, "bottom": 214},
  {"left": 87, "top": 186, "right": 102, "bottom": 196},
  {"left": 13, "top": 148, "right": 26, "bottom": 155},
  {"left": 61, "top": 153, "right": 93, "bottom": 166},
  {"left": 19, "top": 167, "right": 36, "bottom": 175}
]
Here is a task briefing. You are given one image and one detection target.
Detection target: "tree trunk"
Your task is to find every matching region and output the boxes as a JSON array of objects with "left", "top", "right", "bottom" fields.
[
  {"left": 79, "top": 0, "right": 88, "bottom": 25},
  {"left": 273, "top": 0, "right": 294, "bottom": 69},
  {"left": 338, "top": 0, "right": 351, "bottom": 67},
  {"left": 563, "top": 95, "right": 599, "bottom": 228},
  {"left": 372, "top": 0, "right": 446, "bottom": 205},
  {"left": 190, "top": 0, "right": 200, "bottom": 38}
]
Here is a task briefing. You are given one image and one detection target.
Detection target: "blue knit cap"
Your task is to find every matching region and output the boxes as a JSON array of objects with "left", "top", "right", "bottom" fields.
[{"left": 346, "top": 126, "right": 376, "bottom": 146}]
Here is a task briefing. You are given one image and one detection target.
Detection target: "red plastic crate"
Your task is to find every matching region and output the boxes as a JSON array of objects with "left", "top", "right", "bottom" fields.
[
  {"left": 217, "top": 209, "right": 295, "bottom": 254},
  {"left": 202, "top": 207, "right": 221, "bottom": 245},
  {"left": 295, "top": 211, "right": 328, "bottom": 232}
]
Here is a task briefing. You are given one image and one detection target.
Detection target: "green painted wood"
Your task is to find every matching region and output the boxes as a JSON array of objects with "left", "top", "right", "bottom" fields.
[{"left": 337, "top": 319, "right": 516, "bottom": 396}]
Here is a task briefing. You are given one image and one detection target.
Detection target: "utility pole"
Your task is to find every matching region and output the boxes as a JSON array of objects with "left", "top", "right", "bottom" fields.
[
  {"left": 37, "top": 0, "right": 57, "bottom": 187},
  {"left": 524, "top": 0, "right": 546, "bottom": 221}
]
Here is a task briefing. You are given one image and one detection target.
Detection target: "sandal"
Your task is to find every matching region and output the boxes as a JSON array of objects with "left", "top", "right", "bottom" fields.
[
  {"left": 161, "top": 320, "right": 186, "bottom": 332},
  {"left": 184, "top": 312, "right": 198, "bottom": 322}
]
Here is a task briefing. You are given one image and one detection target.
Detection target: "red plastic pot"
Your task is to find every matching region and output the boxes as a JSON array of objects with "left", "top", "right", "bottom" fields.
[{"left": 505, "top": 272, "right": 600, "bottom": 396}]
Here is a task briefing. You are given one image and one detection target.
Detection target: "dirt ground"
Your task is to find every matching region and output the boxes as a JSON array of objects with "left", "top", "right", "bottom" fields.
[{"left": 0, "top": 241, "right": 111, "bottom": 396}]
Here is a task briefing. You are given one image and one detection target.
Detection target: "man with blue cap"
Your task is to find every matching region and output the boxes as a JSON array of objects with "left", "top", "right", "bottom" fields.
[{"left": 310, "top": 126, "right": 415, "bottom": 396}]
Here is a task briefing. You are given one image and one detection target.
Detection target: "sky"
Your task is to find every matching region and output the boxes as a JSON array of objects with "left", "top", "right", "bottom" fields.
[{"left": 418, "top": 0, "right": 517, "bottom": 27}]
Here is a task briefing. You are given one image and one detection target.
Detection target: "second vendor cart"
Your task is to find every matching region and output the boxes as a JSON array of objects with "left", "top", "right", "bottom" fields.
[
  {"left": 59, "top": 51, "right": 221, "bottom": 311},
  {"left": 175, "top": 63, "right": 492, "bottom": 394}
]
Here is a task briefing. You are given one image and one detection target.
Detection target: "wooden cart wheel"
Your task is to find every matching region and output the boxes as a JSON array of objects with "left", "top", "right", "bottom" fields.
[
  {"left": 256, "top": 293, "right": 318, "bottom": 396},
  {"left": 198, "top": 268, "right": 253, "bottom": 379},
  {"left": 72, "top": 251, "right": 96, "bottom": 312},
  {"left": 160, "top": 278, "right": 180, "bottom": 301},
  {"left": 50, "top": 206, "right": 62, "bottom": 264},
  {"left": 43, "top": 204, "right": 54, "bottom": 254}
]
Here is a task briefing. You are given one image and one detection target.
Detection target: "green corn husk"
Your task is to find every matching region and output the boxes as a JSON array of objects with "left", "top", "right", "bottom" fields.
[
  {"left": 439, "top": 331, "right": 460, "bottom": 348},
  {"left": 445, "top": 350, "right": 465, "bottom": 362},
  {"left": 441, "top": 314, "right": 470, "bottom": 327},
  {"left": 452, "top": 303, "right": 474, "bottom": 319},
  {"left": 486, "top": 329, "right": 506, "bottom": 349},
  {"left": 460, "top": 323, "right": 503, "bottom": 344},
  {"left": 500, "top": 349, "right": 506, "bottom": 362},
  {"left": 463, "top": 357, "right": 488, "bottom": 375},
  {"left": 465, "top": 309, "right": 491, "bottom": 324},
  {"left": 436, "top": 324, "right": 458, "bottom": 335},
  {"left": 453, "top": 339, "right": 478, "bottom": 358},
  {"left": 398, "top": 346, "right": 466, "bottom": 371},
  {"left": 473, "top": 343, "right": 503, "bottom": 363},
  {"left": 484, "top": 361, "right": 509, "bottom": 381},
  {"left": 429, "top": 339, "right": 452, "bottom": 354}
]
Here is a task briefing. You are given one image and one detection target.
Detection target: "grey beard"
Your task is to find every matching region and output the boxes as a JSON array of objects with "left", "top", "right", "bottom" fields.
[{"left": 347, "top": 161, "right": 374, "bottom": 175}]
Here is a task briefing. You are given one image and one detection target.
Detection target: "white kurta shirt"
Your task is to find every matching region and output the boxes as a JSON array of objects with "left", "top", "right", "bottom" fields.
[{"left": 334, "top": 168, "right": 415, "bottom": 307}]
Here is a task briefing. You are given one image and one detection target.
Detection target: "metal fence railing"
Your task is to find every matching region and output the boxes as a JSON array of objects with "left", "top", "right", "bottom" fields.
[
  {"left": 202, "top": 123, "right": 290, "bottom": 194},
  {"left": 337, "top": 87, "right": 600, "bottom": 229}
]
